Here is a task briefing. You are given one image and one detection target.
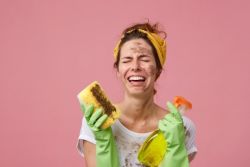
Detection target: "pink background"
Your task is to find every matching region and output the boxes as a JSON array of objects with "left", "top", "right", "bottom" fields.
[{"left": 1, "top": 0, "right": 250, "bottom": 166}]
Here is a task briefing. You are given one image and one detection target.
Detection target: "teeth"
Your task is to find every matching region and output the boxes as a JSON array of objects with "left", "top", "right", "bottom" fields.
[{"left": 128, "top": 76, "right": 145, "bottom": 81}]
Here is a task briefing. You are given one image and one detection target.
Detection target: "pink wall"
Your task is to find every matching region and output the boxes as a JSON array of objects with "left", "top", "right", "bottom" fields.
[{"left": 1, "top": 0, "right": 250, "bottom": 166}]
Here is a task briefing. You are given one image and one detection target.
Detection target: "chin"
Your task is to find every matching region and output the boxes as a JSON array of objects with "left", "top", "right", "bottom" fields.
[{"left": 127, "top": 86, "right": 154, "bottom": 96}]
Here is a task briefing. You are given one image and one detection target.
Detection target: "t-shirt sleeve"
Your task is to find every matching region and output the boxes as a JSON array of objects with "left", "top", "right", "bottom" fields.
[
  {"left": 182, "top": 116, "right": 198, "bottom": 155},
  {"left": 76, "top": 117, "right": 96, "bottom": 157}
]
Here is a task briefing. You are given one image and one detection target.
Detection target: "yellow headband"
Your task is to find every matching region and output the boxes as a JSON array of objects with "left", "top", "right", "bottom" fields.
[{"left": 113, "top": 29, "right": 167, "bottom": 66}]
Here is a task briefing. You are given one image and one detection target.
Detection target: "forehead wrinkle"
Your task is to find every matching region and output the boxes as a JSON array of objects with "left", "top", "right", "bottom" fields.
[
  {"left": 134, "top": 41, "right": 142, "bottom": 45},
  {"left": 121, "top": 39, "right": 153, "bottom": 57},
  {"left": 129, "top": 46, "right": 152, "bottom": 55}
]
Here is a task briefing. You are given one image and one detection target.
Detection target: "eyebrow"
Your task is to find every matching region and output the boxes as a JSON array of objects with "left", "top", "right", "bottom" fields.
[
  {"left": 120, "top": 55, "right": 150, "bottom": 60},
  {"left": 121, "top": 56, "right": 133, "bottom": 59},
  {"left": 138, "top": 54, "right": 150, "bottom": 58}
]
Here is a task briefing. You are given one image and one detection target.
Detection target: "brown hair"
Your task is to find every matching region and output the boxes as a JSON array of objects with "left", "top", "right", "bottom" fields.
[{"left": 113, "top": 21, "right": 167, "bottom": 80}]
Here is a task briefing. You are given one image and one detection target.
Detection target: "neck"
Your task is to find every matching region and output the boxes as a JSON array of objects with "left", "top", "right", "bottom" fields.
[{"left": 120, "top": 91, "right": 157, "bottom": 121}]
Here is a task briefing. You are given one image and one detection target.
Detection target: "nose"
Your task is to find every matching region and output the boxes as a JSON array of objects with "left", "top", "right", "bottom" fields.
[{"left": 131, "top": 59, "right": 141, "bottom": 71}]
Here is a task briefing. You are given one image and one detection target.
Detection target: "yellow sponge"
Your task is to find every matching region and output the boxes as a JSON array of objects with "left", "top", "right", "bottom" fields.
[{"left": 77, "top": 81, "right": 120, "bottom": 129}]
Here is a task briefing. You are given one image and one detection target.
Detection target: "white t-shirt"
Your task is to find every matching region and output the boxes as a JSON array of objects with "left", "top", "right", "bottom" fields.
[{"left": 77, "top": 116, "right": 197, "bottom": 167}]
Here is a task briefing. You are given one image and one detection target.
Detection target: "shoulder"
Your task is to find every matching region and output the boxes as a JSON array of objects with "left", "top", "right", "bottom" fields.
[
  {"left": 182, "top": 116, "right": 196, "bottom": 128},
  {"left": 182, "top": 116, "right": 198, "bottom": 155},
  {"left": 182, "top": 116, "right": 196, "bottom": 136},
  {"left": 155, "top": 105, "right": 170, "bottom": 120}
]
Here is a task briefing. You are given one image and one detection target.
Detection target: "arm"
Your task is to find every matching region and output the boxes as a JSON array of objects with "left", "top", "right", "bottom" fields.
[
  {"left": 82, "top": 104, "right": 120, "bottom": 167},
  {"left": 80, "top": 123, "right": 121, "bottom": 167},
  {"left": 183, "top": 116, "right": 198, "bottom": 163},
  {"left": 159, "top": 102, "right": 189, "bottom": 167},
  {"left": 78, "top": 106, "right": 119, "bottom": 167},
  {"left": 83, "top": 140, "right": 96, "bottom": 167},
  {"left": 188, "top": 152, "right": 196, "bottom": 162}
]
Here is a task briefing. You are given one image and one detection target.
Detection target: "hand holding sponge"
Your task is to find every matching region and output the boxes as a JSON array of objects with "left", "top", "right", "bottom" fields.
[
  {"left": 77, "top": 81, "right": 120, "bottom": 167},
  {"left": 77, "top": 81, "right": 120, "bottom": 130}
]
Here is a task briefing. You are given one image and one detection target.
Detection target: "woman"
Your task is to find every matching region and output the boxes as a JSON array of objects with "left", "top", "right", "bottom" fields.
[{"left": 77, "top": 22, "right": 197, "bottom": 167}]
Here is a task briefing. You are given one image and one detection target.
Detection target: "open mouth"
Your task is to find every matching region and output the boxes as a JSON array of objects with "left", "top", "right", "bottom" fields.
[{"left": 127, "top": 76, "right": 146, "bottom": 82}]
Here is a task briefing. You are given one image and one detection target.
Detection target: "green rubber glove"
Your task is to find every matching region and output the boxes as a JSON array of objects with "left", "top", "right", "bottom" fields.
[
  {"left": 158, "top": 101, "right": 189, "bottom": 167},
  {"left": 80, "top": 104, "right": 120, "bottom": 167}
]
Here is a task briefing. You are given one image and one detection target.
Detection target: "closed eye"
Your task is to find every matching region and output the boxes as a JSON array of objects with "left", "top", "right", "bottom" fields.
[
  {"left": 139, "top": 55, "right": 151, "bottom": 62},
  {"left": 141, "top": 59, "right": 150, "bottom": 62},
  {"left": 121, "top": 57, "right": 132, "bottom": 63},
  {"left": 122, "top": 60, "right": 130, "bottom": 63}
]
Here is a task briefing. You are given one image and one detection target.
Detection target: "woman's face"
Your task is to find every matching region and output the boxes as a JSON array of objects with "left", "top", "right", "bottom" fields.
[{"left": 117, "top": 38, "right": 158, "bottom": 96}]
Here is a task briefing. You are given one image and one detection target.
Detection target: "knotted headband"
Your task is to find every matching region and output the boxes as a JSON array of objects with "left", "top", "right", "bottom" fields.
[{"left": 114, "top": 28, "right": 167, "bottom": 66}]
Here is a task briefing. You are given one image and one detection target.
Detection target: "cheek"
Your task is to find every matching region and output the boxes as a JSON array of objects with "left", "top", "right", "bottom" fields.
[
  {"left": 118, "top": 62, "right": 131, "bottom": 73},
  {"left": 147, "top": 64, "right": 158, "bottom": 76},
  {"left": 116, "top": 66, "right": 127, "bottom": 79}
]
